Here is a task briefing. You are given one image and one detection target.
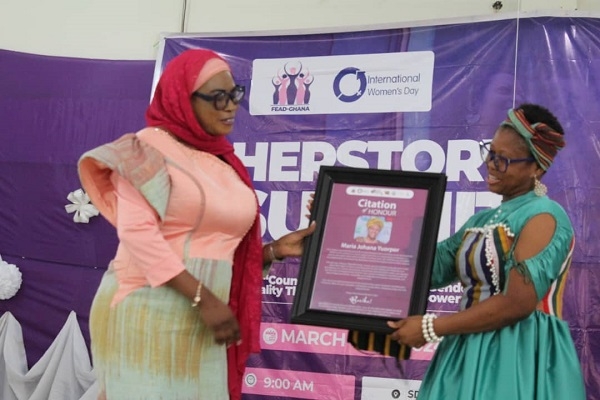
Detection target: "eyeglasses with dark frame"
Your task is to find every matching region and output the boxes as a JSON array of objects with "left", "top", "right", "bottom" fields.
[
  {"left": 479, "top": 140, "right": 535, "bottom": 173},
  {"left": 192, "top": 85, "right": 246, "bottom": 110}
]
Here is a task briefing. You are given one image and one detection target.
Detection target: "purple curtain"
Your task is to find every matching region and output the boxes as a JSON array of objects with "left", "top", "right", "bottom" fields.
[{"left": 0, "top": 49, "right": 154, "bottom": 366}]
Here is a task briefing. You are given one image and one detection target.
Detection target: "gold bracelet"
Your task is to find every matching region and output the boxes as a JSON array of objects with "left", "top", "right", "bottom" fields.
[
  {"left": 268, "top": 243, "right": 282, "bottom": 262},
  {"left": 191, "top": 281, "right": 202, "bottom": 307}
]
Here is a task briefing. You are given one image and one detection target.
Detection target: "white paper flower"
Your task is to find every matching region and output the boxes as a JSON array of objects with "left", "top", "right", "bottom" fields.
[
  {"left": 65, "top": 189, "right": 99, "bottom": 223},
  {"left": 0, "top": 256, "right": 22, "bottom": 300}
]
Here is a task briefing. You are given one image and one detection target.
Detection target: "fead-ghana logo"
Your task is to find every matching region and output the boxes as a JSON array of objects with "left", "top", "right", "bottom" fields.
[{"left": 271, "top": 61, "right": 313, "bottom": 110}]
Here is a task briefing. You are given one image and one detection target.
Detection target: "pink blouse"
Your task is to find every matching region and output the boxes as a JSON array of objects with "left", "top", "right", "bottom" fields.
[{"left": 106, "top": 129, "right": 257, "bottom": 305}]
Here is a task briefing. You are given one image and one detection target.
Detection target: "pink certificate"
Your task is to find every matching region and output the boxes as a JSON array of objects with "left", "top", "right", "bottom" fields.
[{"left": 291, "top": 166, "right": 446, "bottom": 334}]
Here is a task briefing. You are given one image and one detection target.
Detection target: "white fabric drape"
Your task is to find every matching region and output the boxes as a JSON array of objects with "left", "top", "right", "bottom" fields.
[{"left": 0, "top": 311, "right": 98, "bottom": 400}]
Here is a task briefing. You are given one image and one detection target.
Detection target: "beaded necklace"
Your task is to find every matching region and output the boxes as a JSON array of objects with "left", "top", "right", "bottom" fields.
[{"left": 466, "top": 205, "right": 515, "bottom": 295}]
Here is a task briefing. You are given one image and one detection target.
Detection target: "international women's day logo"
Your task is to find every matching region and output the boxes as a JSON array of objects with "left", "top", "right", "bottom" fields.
[
  {"left": 333, "top": 67, "right": 367, "bottom": 102},
  {"left": 333, "top": 65, "right": 425, "bottom": 103}
]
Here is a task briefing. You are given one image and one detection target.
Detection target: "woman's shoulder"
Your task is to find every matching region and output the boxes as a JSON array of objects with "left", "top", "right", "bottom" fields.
[
  {"left": 461, "top": 193, "right": 571, "bottom": 229},
  {"left": 137, "top": 128, "right": 215, "bottom": 165},
  {"left": 509, "top": 194, "right": 573, "bottom": 237},
  {"left": 80, "top": 129, "right": 168, "bottom": 169},
  {"left": 78, "top": 129, "right": 172, "bottom": 224},
  {"left": 137, "top": 127, "right": 180, "bottom": 151},
  {"left": 521, "top": 195, "right": 570, "bottom": 221}
]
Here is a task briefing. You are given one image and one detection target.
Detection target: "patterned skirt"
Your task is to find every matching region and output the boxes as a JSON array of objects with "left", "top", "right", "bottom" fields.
[{"left": 89, "top": 258, "right": 232, "bottom": 400}]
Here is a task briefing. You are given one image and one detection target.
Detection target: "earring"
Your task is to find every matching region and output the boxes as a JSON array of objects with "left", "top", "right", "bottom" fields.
[{"left": 534, "top": 176, "right": 547, "bottom": 197}]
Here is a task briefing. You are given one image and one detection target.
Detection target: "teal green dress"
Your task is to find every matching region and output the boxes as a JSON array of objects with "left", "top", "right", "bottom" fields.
[{"left": 419, "top": 191, "right": 586, "bottom": 399}]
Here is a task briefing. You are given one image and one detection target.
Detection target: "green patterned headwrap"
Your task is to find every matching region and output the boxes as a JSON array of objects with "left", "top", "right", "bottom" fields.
[{"left": 500, "top": 108, "right": 565, "bottom": 171}]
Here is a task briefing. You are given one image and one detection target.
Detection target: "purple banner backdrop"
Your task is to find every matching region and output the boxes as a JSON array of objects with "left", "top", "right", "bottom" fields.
[{"left": 0, "top": 16, "right": 599, "bottom": 399}]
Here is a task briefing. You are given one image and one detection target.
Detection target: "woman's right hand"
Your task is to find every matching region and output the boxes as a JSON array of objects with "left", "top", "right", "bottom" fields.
[
  {"left": 166, "top": 271, "right": 241, "bottom": 345},
  {"left": 197, "top": 288, "right": 241, "bottom": 346}
]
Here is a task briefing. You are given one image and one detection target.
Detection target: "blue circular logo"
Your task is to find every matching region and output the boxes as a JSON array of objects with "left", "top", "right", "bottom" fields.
[{"left": 333, "top": 67, "right": 367, "bottom": 102}]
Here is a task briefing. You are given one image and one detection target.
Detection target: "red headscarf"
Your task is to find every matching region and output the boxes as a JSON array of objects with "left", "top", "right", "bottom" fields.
[{"left": 146, "top": 49, "right": 262, "bottom": 400}]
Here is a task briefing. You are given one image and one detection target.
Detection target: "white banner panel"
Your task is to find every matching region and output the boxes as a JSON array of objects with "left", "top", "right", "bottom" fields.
[
  {"left": 250, "top": 52, "right": 434, "bottom": 115},
  {"left": 361, "top": 377, "right": 421, "bottom": 400}
]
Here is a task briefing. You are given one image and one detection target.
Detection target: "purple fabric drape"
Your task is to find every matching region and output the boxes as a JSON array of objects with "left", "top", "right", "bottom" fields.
[{"left": 0, "top": 49, "right": 154, "bottom": 366}]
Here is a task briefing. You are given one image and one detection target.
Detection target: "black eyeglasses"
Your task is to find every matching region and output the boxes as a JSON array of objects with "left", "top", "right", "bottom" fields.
[
  {"left": 479, "top": 140, "right": 535, "bottom": 173},
  {"left": 192, "top": 85, "right": 245, "bottom": 110}
]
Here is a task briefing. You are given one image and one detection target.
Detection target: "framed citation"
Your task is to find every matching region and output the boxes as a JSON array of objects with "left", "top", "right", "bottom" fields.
[{"left": 291, "top": 166, "right": 447, "bottom": 334}]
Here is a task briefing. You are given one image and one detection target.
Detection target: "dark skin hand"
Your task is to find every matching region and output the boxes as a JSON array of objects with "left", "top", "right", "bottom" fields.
[
  {"left": 197, "top": 288, "right": 240, "bottom": 346},
  {"left": 167, "top": 271, "right": 240, "bottom": 346},
  {"left": 305, "top": 192, "right": 315, "bottom": 219},
  {"left": 268, "top": 221, "right": 316, "bottom": 261}
]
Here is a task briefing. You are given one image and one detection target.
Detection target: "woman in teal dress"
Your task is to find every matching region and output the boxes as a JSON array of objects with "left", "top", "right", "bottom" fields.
[{"left": 387, "top": 104, "right": 586, "bottom": 399}]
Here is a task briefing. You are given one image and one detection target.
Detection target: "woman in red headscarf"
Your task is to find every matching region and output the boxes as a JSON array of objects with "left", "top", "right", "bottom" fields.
[{"left": 78, "top": 49, "right": 315, "bottom": 400}]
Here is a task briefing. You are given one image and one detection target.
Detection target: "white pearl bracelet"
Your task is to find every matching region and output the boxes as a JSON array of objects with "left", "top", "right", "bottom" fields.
[
  {"left": 421, "top": 313, "right": 443, "bottom": 343},
  {"left": 421, "top": 314, "right": 433, "bottom": 342}
]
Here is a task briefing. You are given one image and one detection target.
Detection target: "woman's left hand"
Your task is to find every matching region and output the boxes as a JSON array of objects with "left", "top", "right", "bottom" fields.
[{"left": 387, "top": 315, "right": 427, "bottom": 348}]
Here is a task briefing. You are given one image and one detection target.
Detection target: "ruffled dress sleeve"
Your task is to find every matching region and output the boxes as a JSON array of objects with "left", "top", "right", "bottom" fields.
[
  {"left": 503, "top": 199, "right": 575, "bottom": 302},
  {"left": 78, "top": 133, "right": 171, "bottom": 226},
  {"left": 78, "top": 133, "right": 186, "bottom": 294}
]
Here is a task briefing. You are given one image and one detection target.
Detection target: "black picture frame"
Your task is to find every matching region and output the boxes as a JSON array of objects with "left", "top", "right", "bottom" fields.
[{"left": 291, "top": 166, "right": 447, "bottom": 335}]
